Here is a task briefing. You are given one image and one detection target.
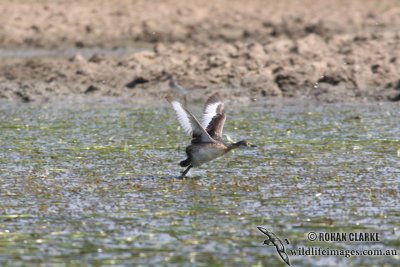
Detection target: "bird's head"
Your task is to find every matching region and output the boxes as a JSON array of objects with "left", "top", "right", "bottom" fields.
[
  {"left": 233, "top": 140, "right": 257, "bottom": 148},
  {"left": 263, "top": 237, "right": 278, "bottom": 246},
  {"left": 263, "top": 239, "right": 271, "bottom": 245},
  {"left": 166, "top": 73, "right": 177, "bottom": 81}
]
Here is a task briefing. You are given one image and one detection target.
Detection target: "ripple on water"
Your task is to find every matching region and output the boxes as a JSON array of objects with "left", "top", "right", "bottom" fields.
[{"left": 0, "top": 102, "right": 399, "bottom": 266}]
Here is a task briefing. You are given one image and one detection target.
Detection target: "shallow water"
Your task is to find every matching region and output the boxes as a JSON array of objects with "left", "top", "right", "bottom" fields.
[
  {"left": 0, "top": 46, "right": 150, "bottom": 59},
  {"left": 0, "top": 101, "right": 399, "bottom": 266}
]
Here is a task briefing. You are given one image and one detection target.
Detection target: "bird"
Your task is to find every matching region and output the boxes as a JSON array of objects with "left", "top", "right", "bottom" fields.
[
  {"left": 257, "top": 227, "right": 291, "bottom": 266},
  {"left": 166, "top": 92, "right": 256, "bottom": 178},
  {"left": 168, "top": 75, "right": 188, "bottom": 106}
]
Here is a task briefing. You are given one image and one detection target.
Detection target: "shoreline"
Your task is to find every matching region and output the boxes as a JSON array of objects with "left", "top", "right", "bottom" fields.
[{"left": 0, "top": 0, "right": 399, "bottom": 104}]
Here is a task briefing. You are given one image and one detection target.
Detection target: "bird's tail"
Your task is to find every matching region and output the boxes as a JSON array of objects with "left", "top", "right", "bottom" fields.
[{"left": 180, "top": 158, "right": 191, "bottom": 167}]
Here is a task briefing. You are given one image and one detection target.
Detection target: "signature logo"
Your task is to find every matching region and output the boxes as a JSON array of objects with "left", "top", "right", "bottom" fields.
[{"left": 257, "top": 226, "right": 291, "bottom": 266}]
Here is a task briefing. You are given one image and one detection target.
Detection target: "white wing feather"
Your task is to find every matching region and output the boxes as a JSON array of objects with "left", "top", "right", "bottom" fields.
[
  {"left": 202, "top": 102, "right": 222, "bottom": 129},
  {"left": 170, "top": 101, "right": 192, "bottom": 135},
  {"left": 167, "top": 97, "right": 215, "bottom": 143}
]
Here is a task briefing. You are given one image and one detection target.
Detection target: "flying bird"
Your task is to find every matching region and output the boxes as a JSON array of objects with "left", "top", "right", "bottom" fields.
[
  {"left": 257, "top": 227, "right": 291, "bottom": 266},
  {"left": 166, "top": 92, "right": 256, "bottom": 178}
]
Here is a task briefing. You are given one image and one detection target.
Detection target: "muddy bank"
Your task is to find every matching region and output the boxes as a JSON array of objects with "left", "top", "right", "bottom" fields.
[
  {"left": 0, "top": 0, "right": 400, "bottom": 103},
  {"left": 2, "top": 0, "right": 400, "bottom": 49}
]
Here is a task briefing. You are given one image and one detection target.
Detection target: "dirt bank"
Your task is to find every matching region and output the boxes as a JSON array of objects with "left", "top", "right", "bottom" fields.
[{"left": 0, "top": 0, "right": 399, "bottom": 103}]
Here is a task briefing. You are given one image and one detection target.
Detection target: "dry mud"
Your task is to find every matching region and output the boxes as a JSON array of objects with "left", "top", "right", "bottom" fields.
[{"left": 0, "top": 0, "right": 399, "bottom": 103}]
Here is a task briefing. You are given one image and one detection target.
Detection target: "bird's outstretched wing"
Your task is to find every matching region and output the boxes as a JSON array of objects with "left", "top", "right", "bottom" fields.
[
  {"left": 166, "top": 95, "right": 215, "bottom": 143},
  {"left": 202, "top": 93, "right": 225, "bottom": 138},
  {"left": 257, "top": 227, "right": 291, "bottom": 266}
]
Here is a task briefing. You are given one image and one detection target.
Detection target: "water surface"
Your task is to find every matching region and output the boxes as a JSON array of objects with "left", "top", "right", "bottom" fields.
[{"left": 0, "top": 101, "right": 399, "bottom": 266}]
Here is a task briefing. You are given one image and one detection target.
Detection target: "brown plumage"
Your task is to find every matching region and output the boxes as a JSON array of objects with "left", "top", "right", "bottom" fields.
[{"left": 166, "top": 92, "right": 256, "bottom": 178}]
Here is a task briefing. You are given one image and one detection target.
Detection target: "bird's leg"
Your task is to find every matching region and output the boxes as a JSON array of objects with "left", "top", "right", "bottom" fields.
[{"left": 180, "top": 165, "right": 192, "bottom": 178}]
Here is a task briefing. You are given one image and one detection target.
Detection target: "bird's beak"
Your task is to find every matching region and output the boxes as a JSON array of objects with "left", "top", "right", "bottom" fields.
[{"left": 249, "top": 143, "right": 257, "bottom": 147}]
